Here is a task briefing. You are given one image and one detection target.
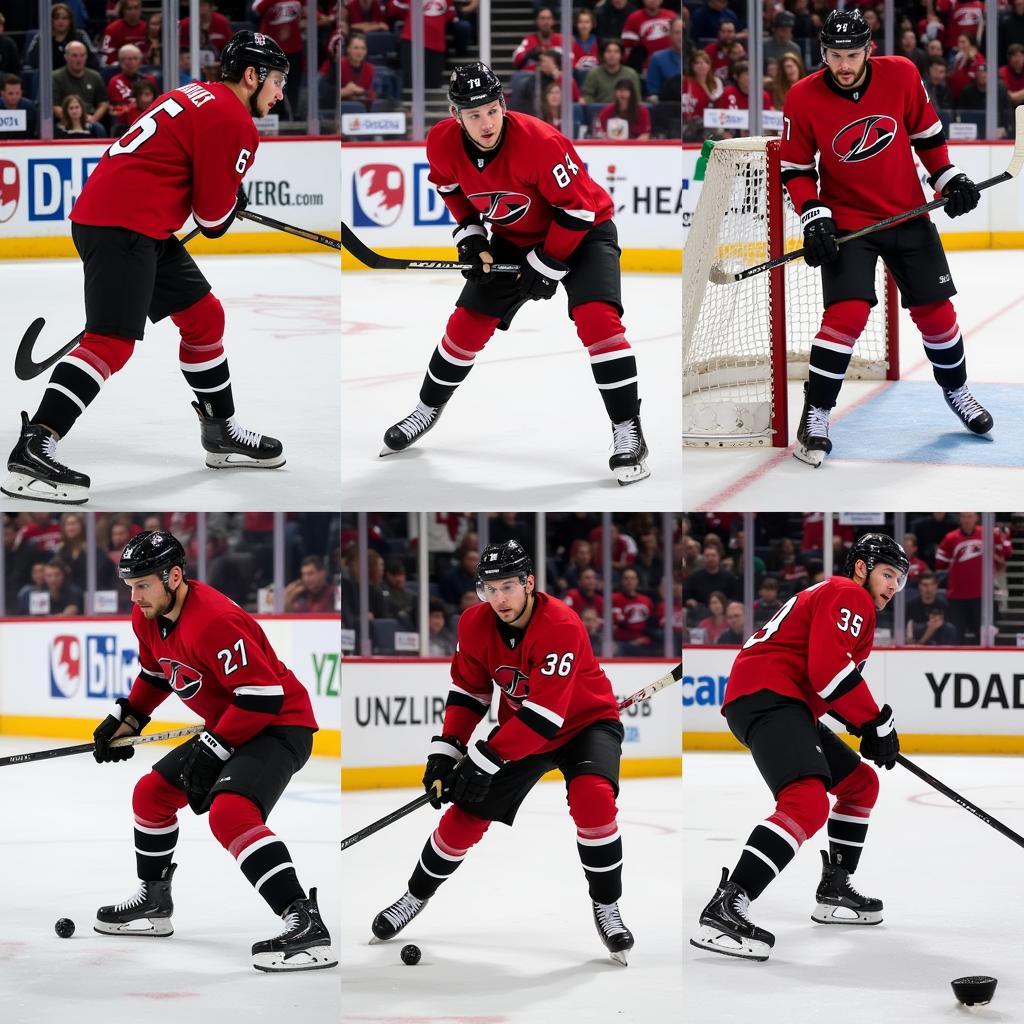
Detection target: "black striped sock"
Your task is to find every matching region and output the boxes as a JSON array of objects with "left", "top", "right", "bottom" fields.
[
  {"left": 923, "top": 332, "right": 967, "bottom": 390},
  {"left": 181, "top": 354, "right": 234, "bottom": 419},
  {"left": 408, "top": 828, "right": 468, "bottom": 900},
  {"left": 576, "top": 826, "right": 623, "bottom": 904},
  {"left": 33, "top": 357, "right": 106, "bottom": 438},
  {"left": 419, "top": 343, "right": 475, "bottom": 408},
  {"left": 236, "top": 833, "right": 304, "bottom": 915},
  {"left": 806, "top": 340, "right": 854, "bottom": 409},
  {"left": 590, "top": 351, "right": 639, "bottom": 422},
  {"left": 828, "top": 806, "right": 869, "bottom": 874},
  {"left": 134, "top": 816, "right": 179, "bottom": 882},
  {"left": 730, "top": 819, "right": 801, "bottom": 901}
]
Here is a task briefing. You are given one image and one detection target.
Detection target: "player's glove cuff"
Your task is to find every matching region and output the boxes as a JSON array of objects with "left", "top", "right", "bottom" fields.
[
  {"left": 199, "top": 729, "right": 234, "bottom": 762},
  {"left": 452, "top": 222, "right": 486, "bottom": 245},
  {"left": 525, "top": 247, "right": 569, "bottom": 282},
  {"left": 428, "top": 735, "right": 467, "bottom": 761},
  {"left": 928, "top": 164, "right": 962, "bottom": 193},
  {"left": 799, "top": 202, "right": 833, "bottom": 228},
  {"left": 467, "top": 739, "right": 504, "bottom": 775}
]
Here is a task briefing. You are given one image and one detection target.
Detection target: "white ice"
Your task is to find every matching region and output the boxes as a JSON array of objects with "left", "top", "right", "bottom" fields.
[
  {"left": 684, "top": 750, "right": 1023, "bottom": 1023},
  {"left": 0, "top": 735, "right": 340, "bottom": 1022},
  {"left": 340, "top": 776, "right": 682, "bottom": 1023},
  {"left": 684, "top": 248, "right": 1024, "bottom": 509},
  {"left": 340, "top": 271, "right": 681, "bottom": 509},
  {"left": 0, "top": 253, "right": 340, "bottom": 511}
]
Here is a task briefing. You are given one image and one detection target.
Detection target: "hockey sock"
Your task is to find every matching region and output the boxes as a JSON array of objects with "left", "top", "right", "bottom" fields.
[
  {"left": 132, "top": 770, "right": 187, "bottom": 881},
  {"left": 568, "top": 774, "right": 623, "bottom": 904},
  {"left": 418, "top": 308, "right": 499, "bottom": 408},
  {"left": 910, "top": 299, "right": 967, "bottom": 390},
  {"left": 573, "top": 302, "right": 639, "bottom": 422},
  {"left": 827, "top": 760, "right": 879, "bottom": 873},
  {"left": 172, "top": 293, "right": 235, "bottom": 419},
  {"left": 209, "top": 793, "right": 304, "bottom": 916},
  {"left": 730, "top": 777, "right": 829, "bottom": 900},
  {"left": 32, "top": 332, "right": 135, "bottom": 439},
  {"left": 408, "top": 804, "right": 490, "bottom": 900},
  {"left": 806, "top": 300, "right": 871, "bottom": 409}
]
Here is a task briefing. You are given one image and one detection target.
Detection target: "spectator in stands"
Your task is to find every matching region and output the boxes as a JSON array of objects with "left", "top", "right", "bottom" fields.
[
  {"left": 253, "top": 0, "right": 307, "bottom": 114},
  {"left": 903, "top": 533, "right": 930, "bottom": 586},
  {"left": 596, "top": 0, "right": 636, "bottom": 45},
  {"left": 55, "top": 93, "right": 103, "bottom": 136},
  {"left": 514, "top": 7, "right": 564, "bottom": 71},
  {"left": 924, "top": 56, "right": 953, "bottom": 111},
  {"left": 574, "top": 8, "right": 600, "bottom": 73},
  {"left": 913, "top": 604, "right": 959, "bottom": 645},
  {"left": 716, "top": 601, "right": 747, "bottom": 644},
  {"left": 1001, "top": 43, "right": 1024, "bottom": 108},
  {"left": 959, "top": 62, "right": 1014, "bottom": 137},
  {"left": 133, "top": 77, "right": 156, "bottom": 115},
  {"left": 769, "top": 51, "right": 804, "bottom": 112},
  {"left": 52, "top": 41, "right": 108, "bottom": 129},
  {"left": 622, "top": 0, "right": 675, "bottom": 70},
  {"left": 580, "top": 605, "right": 603, "bottom": 654},
  {"left": 935, "top": 512, "right": 989, "bottom": 644},
  {"left": 582, "top": 38, "right": 642, "bottom": 104},
  {"left": 539, "top": 80, "right": 566, "bottom": 129},
  {"left": 1001, "top": 0, "right": 1024, "bottom": 64},
  {"left": 347, "top": 0, "right": 389, "bottom": 32},
  {"left": 633, "top": 530, "right": 664, "bottom": 595},
  {"left": 285, "top": 555, "right": 336, "bottom": 613},
  {"left": 906, "top": 571, "right": 953, "bottom": 642},
  {"left": 714, "top": 59, "right": 773, "bottom": 111},
  {"left": 684, "top": 543, "right": 739, "bottom": 607},
  {"left": 763, "top": 11, "right": 801, "bottom": 64},
  {"left": 341, "top": 32, "right": 375, "bottom": 107},
  {"left": 489, "top": 512, "right": 534, "bottom": 551},
  {"left": 0, "top": 13, "right": 20, "bottom": 75},
  {"left": 682, "top": 49, "right": 721, "bottom": 139},
  {"left": 589, "top": 521, "right": 637, "bottom": 575},
  {"left": 788, "top": 0, "right": 816, "bottom": 47},
  {"left": 179, "top": 0, "right": 233, "bottom": 62},
  {"left": 646, "top": 16, "right": 682, "bottom": 99},
  {"left": 934, "top": 0, "right": 984, "bottom": 53},
  {"left": 774, "top": 536, "right": 808, "bottom": 592},
  {"left": 440, "top": 548, "right": 480, "bottom": 606},
  {"left": 703, "top": 16, "right": 737, "bottom": 83},
  {"left": 101, "top": 0, "right": 147, "bottom": 64},
  {"left": 910, "top": 511, "right": 955, "bottom": 564},
  {"left": 597, "top": 77, "right": 650, "bottom": 137},
  {"left": 143, "top": 12, "right": 163, "bottom": 66},
  {"left": 564, "top": 567, "right": 605, "bottom": 619},
  {"left": 107, "top": 43, "right": 155, "bottom": 131},
  {"left": 949, "top": 32, "right": 983, "bottom": 103},
  {"left": 106, "top": 517, "right": 133, "bottom": 569},
  {"left": 389, "top": 0, "right": 455, "bottom": 88},
  {"left": 0, "top": 75, "right": 37, "bottom": 139},
  {"left": 690, "top": 0, "right": 744, "bottom": 44},
  {"left": 563, "top": 539, "right": 596, "bottom": 590},
  {"left": 898, "top": 26, "right": 928, "bottom": 75},
  {"left": 18, "top": 513, "right": 62, "bottom": 553},
  {"left": 428, "top": 599, "right": 456, "bottom": 656},
  {"left": 378, "top": 557, "right": 417, "bottom": 625},
  {"left": 523, "top": 50, "right": 582, "bottom": 113},
  {"left": 697, "top": 590, "right": 731, "bottom": 643},
  {"left": 39, "top": 558, "right": 84, "bottom": 615},
  {"left": 612, "top": 567, "right": 656, "bottom": 652},
  {"left": 862, "top": 7, "right": 885, "bottom": 52},
  {"left": 4, "top": 515, "right": 41, "bottom": 611},
  {"left": 201, "top": 529, "right": 250, "bottom": 610},
  {"left": 54, "top": 511, "right": 102, "bottom": 592},
  {"left": 25, "top": 3, "right": 99, "bottom": 71},
  {"left": 753, "top": 576, "right": 783, "bottom": 627},
  {"left": 17, "top": 561, "right": 49, "bottom": 615}
]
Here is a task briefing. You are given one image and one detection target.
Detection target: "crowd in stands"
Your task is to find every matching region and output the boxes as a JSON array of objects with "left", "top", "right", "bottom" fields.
[
  {"left": 681, "top": 0, "right": 1024, "bottom": 142},
  {"left": 2, "top": 511, "right": 341, "bottom": 616},
  {"left": 682, "top": 512, "right": 1016, "bottom": 648},
  {"left": 0, "top": 0, "right": 340, "bottom": 140}
]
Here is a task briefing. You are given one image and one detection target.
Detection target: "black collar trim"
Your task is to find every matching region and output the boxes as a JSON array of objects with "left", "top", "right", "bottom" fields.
[{"left": 824, "top": 61, "right": 872, "bottom": 103}]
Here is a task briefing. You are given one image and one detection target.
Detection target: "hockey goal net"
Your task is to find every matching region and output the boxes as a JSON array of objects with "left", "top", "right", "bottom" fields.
[{"left": 682, "top": 137, "right": 899, "bottom": 448}]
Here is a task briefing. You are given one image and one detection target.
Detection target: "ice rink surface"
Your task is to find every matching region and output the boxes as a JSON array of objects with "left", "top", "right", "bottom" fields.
[
  {"left": 684, "top": 750, "right": 1023, "bottom": 1023},
  {"left": 685, "top": 249, "right": 1024, "bottom": 509},
  {"left": 0, "top": 736, "right": 340, "bottom": 1023},
  {"left": 341, "top": 271, "right": 681, "bottom": 509},
  {"left": 341, "top": 776, "right": 682, "bottom": 1023},
  {"left": 0, "top": 253, "right": 341, "bottom": 511}
]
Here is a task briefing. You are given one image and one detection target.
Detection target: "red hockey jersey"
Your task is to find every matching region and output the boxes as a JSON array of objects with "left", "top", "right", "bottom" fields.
[
  {"left": 71, "top": 80, "right": 257, "bottom": 240},
  {"left": 442, "top": 591, "right": 621, "bottom": 762},
  {"left": 127, "top": 580, "right": 317, "bottom": 747},
  {"left": 780, "top": 56, "right": 952, "bottom": 231},
  {"left": 724, "top": 576, "right": 880, "bottom": 728},
  {"left": 426, "top": 110, "right": 615, "bottom": 260}
]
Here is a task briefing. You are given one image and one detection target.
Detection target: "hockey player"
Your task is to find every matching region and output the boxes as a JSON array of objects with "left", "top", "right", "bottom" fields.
[
  {"left": 371, "top": 540, "right": 636, "bottom": 964},
  {"left": 1, "top": 31, "right": 289, "bottom": 506},
  {"left": 781, "top": 10, "right": 991, "bottom": 467},
  {"left": 380, "top": 62, "right": 650, "bottom": 486},
  {"left": 690, "top": 533, "right": 907, "bottom": 961},
  {"left": 92, "top": 530, "right": 336, "bottom": 973}
]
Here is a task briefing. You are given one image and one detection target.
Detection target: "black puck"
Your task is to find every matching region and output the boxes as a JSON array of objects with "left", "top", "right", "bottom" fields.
[
  {"left": 400, "top": 943, "right": 421, "bottom": 965},
  {"left": 951, "top": 976, "right": 997, "bottom": 1006},
  {"left": 54, "top": 918, "right": 75, "bottom": 939}
]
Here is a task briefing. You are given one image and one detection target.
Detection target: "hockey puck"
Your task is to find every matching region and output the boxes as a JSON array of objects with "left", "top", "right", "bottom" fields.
[
  {"left": 951, "top": 976, "right": 997, "bottom": 1006},
  {"left": 54, "top": 918, "right": 75, "bottom": 939},
  {"left": 400, "top": 944, "right": 421, "bottom": 965}
]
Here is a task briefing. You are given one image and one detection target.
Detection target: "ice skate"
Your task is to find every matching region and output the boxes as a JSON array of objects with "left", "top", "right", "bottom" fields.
[
  {"left": 191, "top": 401, "right": 285, "bottom": 469},
  {"left": 1, "top": 411, "right": 90, "bottom": 505},
  {"left": 371, "top": 890, "right": 428, "bottom": 941},
  {"left": 793, "top": 383, "right": 832, "bottom": 467},
  {"left": 609, "top": 409, "right": 650, "bottom": 486},
  {"left": 942, "top": 384, "right": 993, "bottom": 435},
  {"left": 94, "top": 863, "right": 176, "bottom": 937},
  {"left": 592, "top": 900, "right": 634, "bottom": 966},
  {"left": 251, "top": 887, "right": 338, "bottom": 972},
  {"left": 380, "top": 402, "right": 445, "bottom": 456},
  {"left": 690, "top": 867, "right": 775, "bottom": 962},
  {"left": 811, "top": 850, "right": 883, "bottom": 925}
]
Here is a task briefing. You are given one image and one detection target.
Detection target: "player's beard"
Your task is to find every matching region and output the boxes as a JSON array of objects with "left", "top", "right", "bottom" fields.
[{"left": 140, "top": 582, "right": 178, "bottom": 619}]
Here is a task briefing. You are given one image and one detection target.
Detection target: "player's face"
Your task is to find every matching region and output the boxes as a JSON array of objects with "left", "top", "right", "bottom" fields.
[
  {"left": 824, "top": 46, "right": 868, "bottom": 88},
  {"left": 480, "top": 575, "right": 534, "bottom": 625},
  {"left": 125, "top": 571, "right": 180, "bottom": 618},
  {"left": 866, "top": 564, "right": 905, "bottom": 609},
  {"left": 458, "top": 101, "right": 504, "bottom": 149},
  {"left": 255, "top": 70, "right": 286, "bottom": 116}
]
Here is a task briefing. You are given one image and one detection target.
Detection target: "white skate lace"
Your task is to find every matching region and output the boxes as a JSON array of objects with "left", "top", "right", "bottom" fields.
[
  {"left": 226, "top": 418, "right": 264, "bottom": 448},
  {"left": 271, "top": 910, "right": 303, "bottom": 940},
  {"left": 113, "top": 882, "right": 150, "bottom": 913},
  {"left": 729, "top": 891, "right": 755, "bottom": 927},
  {"left": 945, "top": 384, "right": 984, "bottom": 421},
  {"left": 611, "top": 418, "right": 640, "bottom": 456},
  {"left": 382, "top": 892, "right": 423, "bottom": 930},
  {"left": 40, "top": 435, "right": 73, "bottom": 471},
  {"left": 594, "top": 901, "right": 628, "bottom": 936},
  {"left": 805, "top": 404, "right": 830, "bottom": 438},
  {"left": 396, "top": 405, "right": 436, "bottom": 441}
]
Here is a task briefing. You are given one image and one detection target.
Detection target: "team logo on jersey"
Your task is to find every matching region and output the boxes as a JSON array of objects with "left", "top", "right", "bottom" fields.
[
  {"left": 0, "top": 160, "right": 19, "bottom": 223},
  {"left": 831, "top": 115, "right": 898, "bottom": 163},
  {"left": 492, "top": 665, "right": 530, "bottom": 700},
  {"left": 468, "top": 190, "right": 531, "bottom": 226},
  {"left": 352, "top": 163, "right": 404, "bottom": 227},
  {"left": 159, "top": 658, "right": 203, "bottom": 700},
  {"left": 49, "top": 635, "right": 82, "bottom": 698}
]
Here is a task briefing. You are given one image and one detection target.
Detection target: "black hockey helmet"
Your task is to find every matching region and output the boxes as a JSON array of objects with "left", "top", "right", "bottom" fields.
[
  {"left": 820, "top": 9, "right": 871, "bottom": 53},
  {"left": 448, "top": 61, "right": 504, "bottom": 111},
  {"left": 118, "top": 530, "right": 187, "bottom": 583},
  {"left": 475, "top": 540, "right": 533, "bottom": 597},
  {"left": 842, "top": 533, "right": 909, "bottom": 591},
  {"left": 221, "top": 30, "right": 289, "bottom": 86}
]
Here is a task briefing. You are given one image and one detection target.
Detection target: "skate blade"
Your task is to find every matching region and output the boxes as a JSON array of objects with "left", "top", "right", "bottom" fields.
[
  {"left": 613, "top": 460, "right": 651, "bottom": 486},
  {"left": 93, "top": 917, "right": 173, "bottom": 937},
  {"left": 252, "top": 946, "right": 338, "bottom": 972},
  {"left": 690, "top": 926, "right": 770, "bottom": 962},
  {"left": 2, "top": 472, "right": 89, "bottom": 505},
  {"left": 378, "top": 444, "right": 404, "bottom": 457},
  {"left": 205, "top": 453, "right": 286, "bottom": 469},
  {"left": 792, "top": 444, "right": 825, "bottom": 468},
  {"left": 812, "top": 902, "right": 883, "bottom": 925},
  {"left": 609, "top": 950, "right": 629, "bottom": 966}
]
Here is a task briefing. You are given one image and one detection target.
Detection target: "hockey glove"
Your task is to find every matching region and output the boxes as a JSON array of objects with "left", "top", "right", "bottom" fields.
[
  {"left": 93, "top": 698, "right": 150, "bottom": 763},
  {"left": 800, "top": 203, "right": 840, "bottom": 268},
  {"left": 179, "top": 730, "right": 234, "bottom": 814},
  {"left": 454, "top": 222, "right": 494, "bottom": 284},
  {"left": 423, "top": 735, "right": 466, "bottom": 808},
  {"left": 858, "top": 704, "right": 899, "bottom": 770},
  {"left": 235, "top": 184, "right": 249, "bottom": 212},
  {"left": 931, "top": 166, "right": 980, "bottom": 218},
  {"left": 447, "top": 739, "right": 503, "bottom": 804},
  {"left": 518, "top": 247, "right": 569, "bottom": 301}
]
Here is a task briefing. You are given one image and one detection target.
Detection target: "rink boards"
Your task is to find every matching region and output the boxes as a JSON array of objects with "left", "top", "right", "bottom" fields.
[
  {"left": 0, "top": 614, "right": 340, "bottom": 755},
  {"left": 685, "top": 644, "right": 1024, "bottom": 753}
]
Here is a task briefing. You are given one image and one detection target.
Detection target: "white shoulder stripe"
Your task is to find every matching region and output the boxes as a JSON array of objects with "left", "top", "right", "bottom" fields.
[
  {"left": 233, "top": 684, "right": 285, "bottom": 697},
  {"left": 521, "top": 700, "right": 564, "bottom": 728},
  {"left": 909, "top": 120, "right": 943, "bottom": 140},
  {"left": 449, "top": 682, "right": 490, "bottom": 706}
]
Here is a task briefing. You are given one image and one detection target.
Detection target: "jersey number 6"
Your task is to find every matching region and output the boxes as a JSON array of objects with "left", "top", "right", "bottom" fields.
[{"left": 108, "top": 97, "right": 185, "bottom": 157}]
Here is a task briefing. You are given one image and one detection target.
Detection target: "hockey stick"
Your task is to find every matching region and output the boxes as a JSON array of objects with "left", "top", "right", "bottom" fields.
[
  {"left": 340, "top": 661, "right": 682, "bottom": 852},
  {"left": 13, "top": 226, "right": 204, "bottom": 381},
  {"left": 237, "top": 208, "right": 343, "bottom": 251},
  {"left": 340, "top": 221, "right": 520, "bottom": 273},
  {"left": 0, "top": 724, "right": 203, "bottom": 768},
  {"left": 708, "top": 104, "right": 1024, "bottom": 285}
]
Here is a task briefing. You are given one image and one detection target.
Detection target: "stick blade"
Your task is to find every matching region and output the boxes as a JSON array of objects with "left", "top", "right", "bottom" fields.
[
  {"left": 707, "top": 264, "right": 737, "bottom": 285},
  {"left": 14, "top": 318, "right": 50, "bottom": 380},
  {"left": 1008, "top": 106, "right": 1024, "bottom": 179}
]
